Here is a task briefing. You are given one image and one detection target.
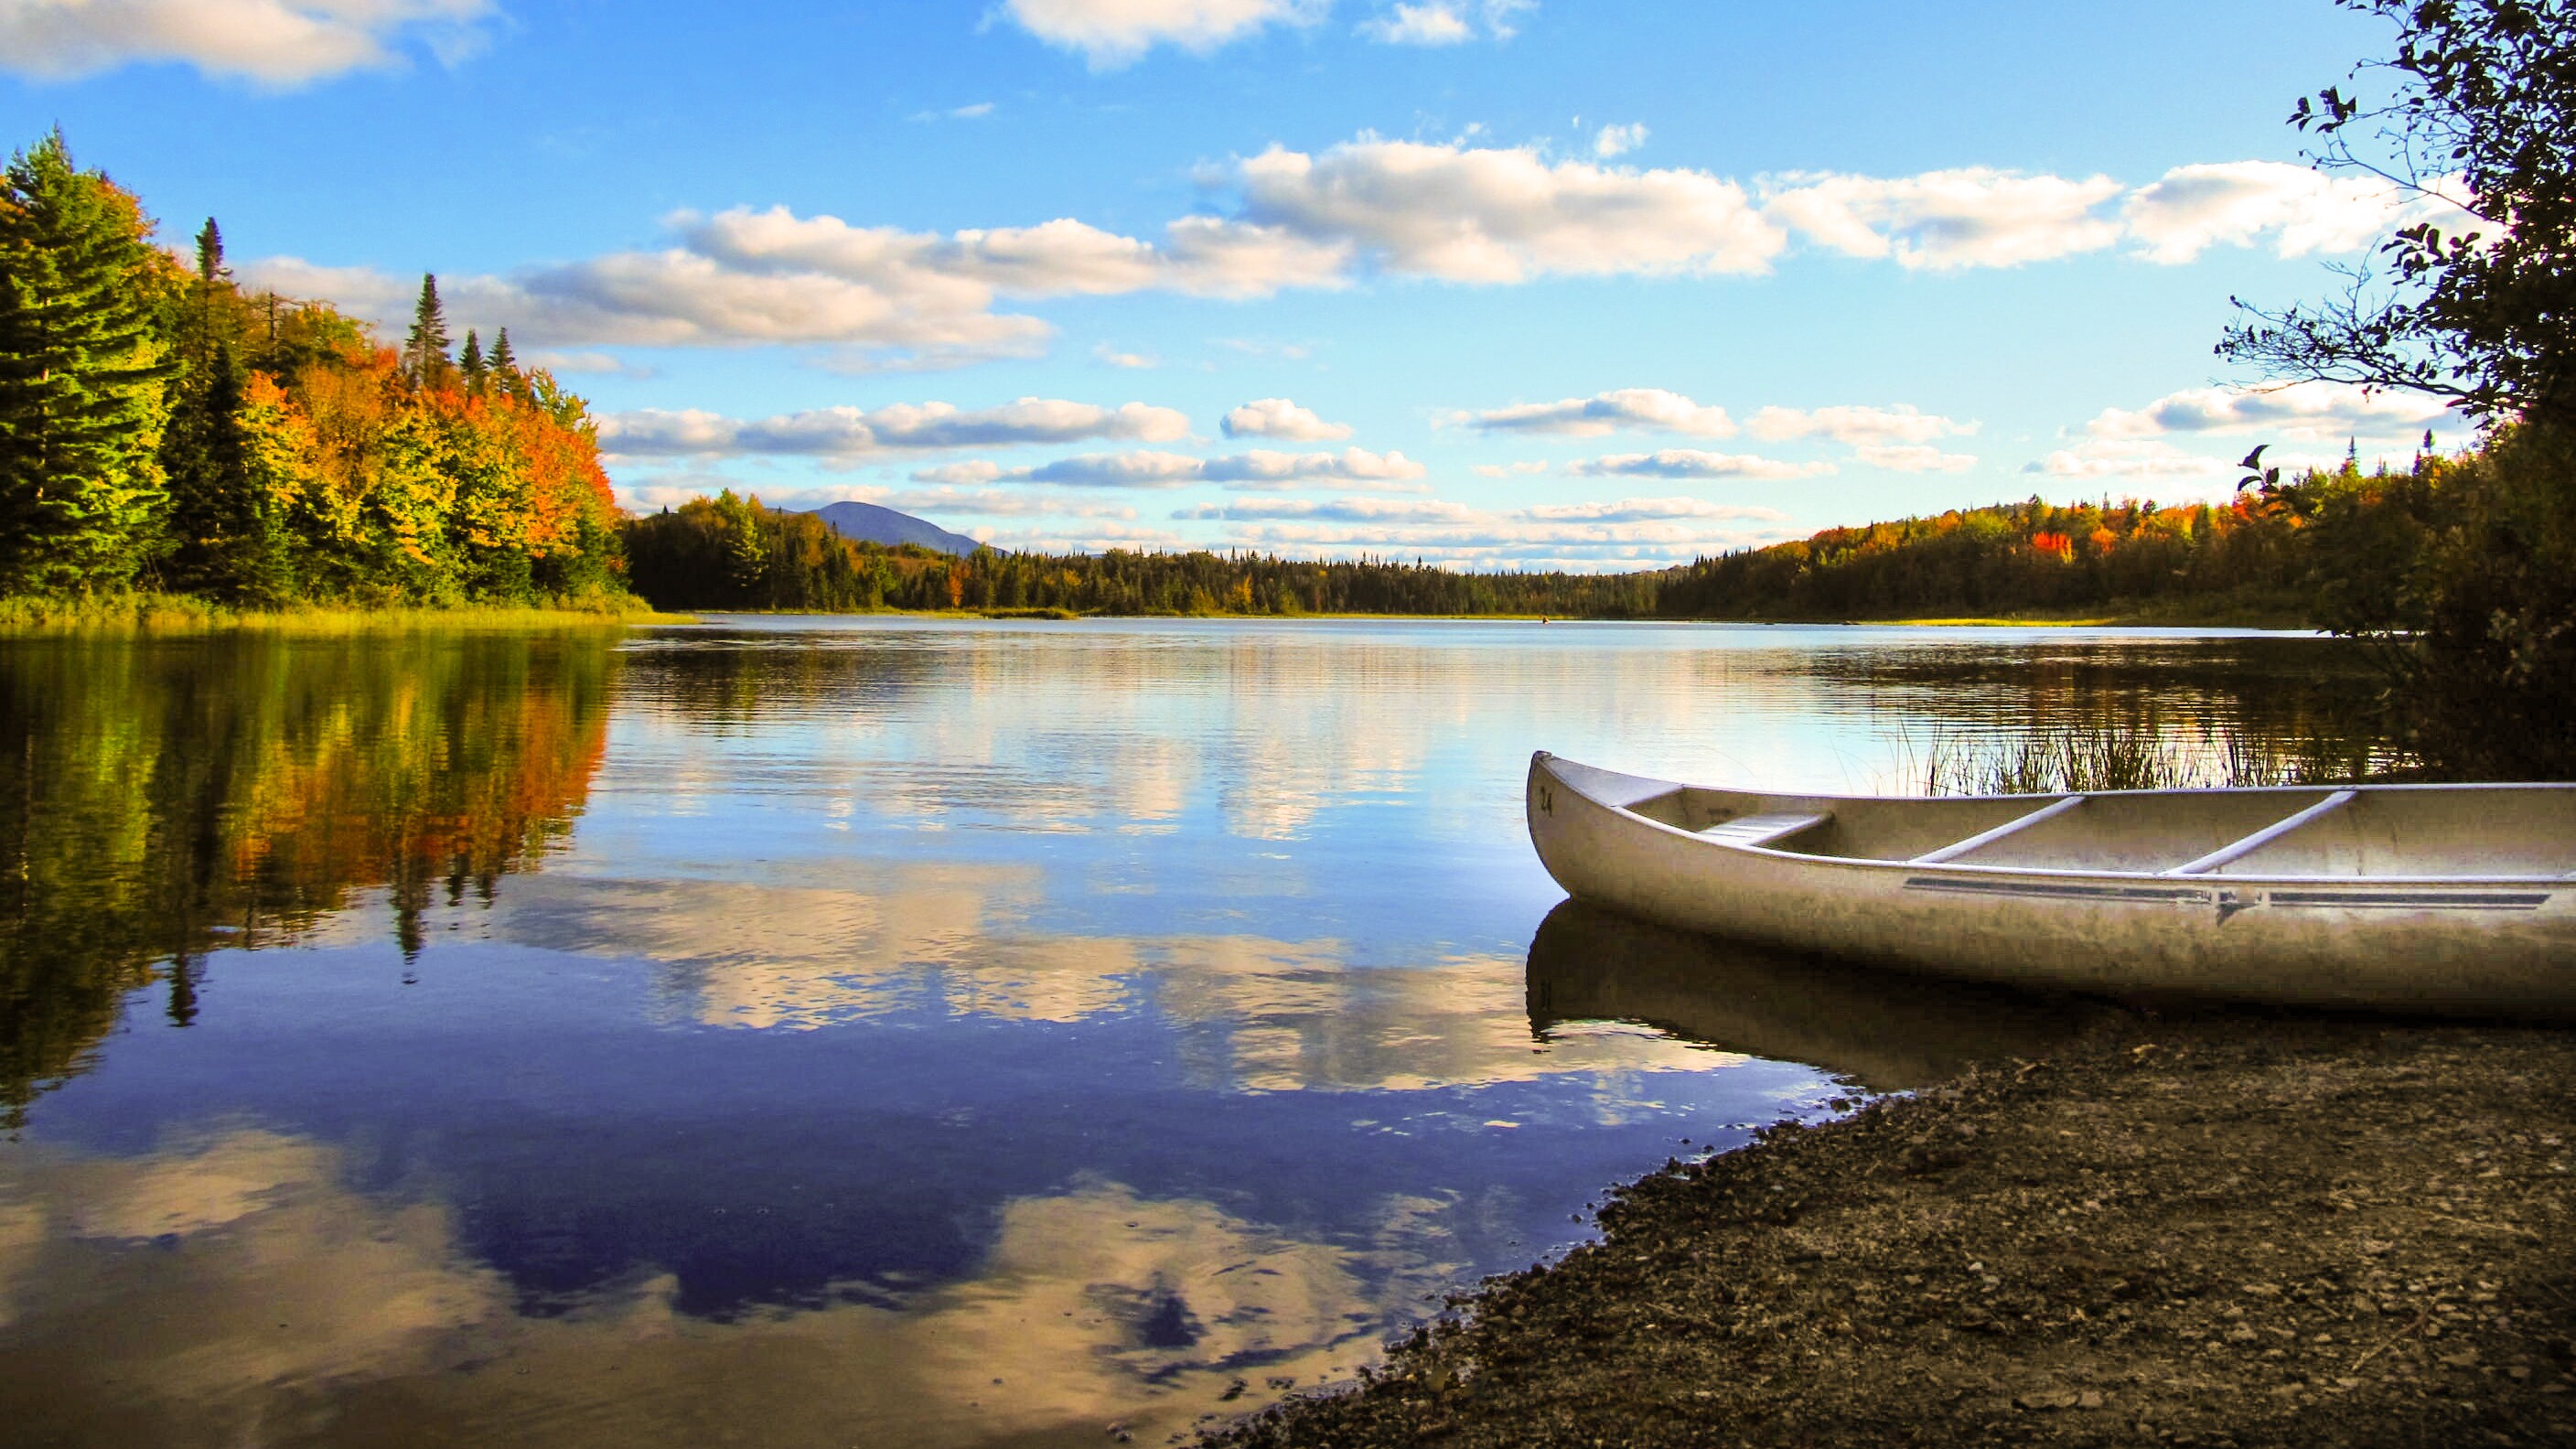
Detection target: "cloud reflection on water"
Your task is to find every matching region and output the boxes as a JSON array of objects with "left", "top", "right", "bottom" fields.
[
  {"left": 488, "top": 871, "right": 1735, "bottom": 1100},
  {"left": 0, "top": 1130, "right": 1455, "bottom": 1449}
]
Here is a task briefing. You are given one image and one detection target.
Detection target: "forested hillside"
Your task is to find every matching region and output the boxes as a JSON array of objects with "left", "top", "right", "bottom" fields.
[
  {"left": 0, "top": 132, "right": 626, "bottom": 610},
  {"left": 622, "top": 491, "right": 1665, "bottom": 616},
  {"left": 620, "top": 460, "right": 2458, "bottom": 626},
  {"left": 1656, "top": 485, "right": 2335, "bottom": 620}
]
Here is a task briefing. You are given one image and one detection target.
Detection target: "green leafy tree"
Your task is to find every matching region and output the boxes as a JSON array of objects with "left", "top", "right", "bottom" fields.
[
  {"left": 458, "top": 328, "right": 485, "bottom": 392},
  {"left": 0, "top": 131, "right": 175, "bottom": 595},
  {"left": 2222, "top": 1, "right": 2576, "bottom": 778},
  {"left": 715, "top": 488, "right": 766, "bottom": 593},
  {"left": 2223, "top": 0, "right": 2575, "bottom": 429}
]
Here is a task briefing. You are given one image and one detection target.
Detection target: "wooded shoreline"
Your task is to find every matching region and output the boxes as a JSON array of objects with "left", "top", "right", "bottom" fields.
[
  {"left": 0, "top": 596, "right": 2313, "bottom": 635},
  {"left": 0, "top": 596, "right": 681, "bottom": 635}
]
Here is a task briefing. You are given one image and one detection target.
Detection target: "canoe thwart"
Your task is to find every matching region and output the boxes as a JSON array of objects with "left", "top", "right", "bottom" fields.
[
  {"left": 2165, "top": 789, "right": 2359, "bottom": 876},
  {"left": 1699, "top": 811, "right": 1832, "bottom": 848},
  {"left": 1910, "top": 794, "right": 2086, "bottom": 864}
]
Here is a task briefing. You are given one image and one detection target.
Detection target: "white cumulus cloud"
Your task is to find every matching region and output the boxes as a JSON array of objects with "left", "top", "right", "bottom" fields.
[
  {"left": 1175, "top": 497, "right": 1484, "bottom": 523},
  {"left": 1763, "top": 167, "right": 2126, "bottom": 271},
  {"left": 597, "top": 399, "right": 1191, "bottom": 462},
  {"left": 2025, "top": 439, "right": 2253, "bottom": 488},
  {"left": 1358, "top": 0, "right": 1531, "bottom": 45},
  {"left": 923, "top": 446, "right": 1429, "bottom": 491},
  {"left": 1014, "top": 451, "right": 1215, "bottom": 488},
  {"left": 979, "top": 521, "right": 1198, "bottom": 552},
  {"left": 678, "top": 206, "right": 1347, "bottom": 303},
  {"left": 1520, "top": 497, "right": 1787, "bottom": 523},
  {"left": 864, "top": 487, "right": 1142, "bottom": 521},
  {"left": 0, "top": 0, "right": 488, "bottom": 84},
  {"left": 1358, "top": 3, "right": 1471, "bottom": 44},
  {"left": 240, "top": 200, "right": 1353, "bottom": 371},
  {"left": 1459, "top": 388, "right": 1734, "bottom": 438},
  {"left": 524, "top": 349, "right": 656, "bottom": 380},
  {"left": 1852, "top": 444, "right": 1979, "bottom": 473},
  {"left": 1236, "top": 138, "right": 1785, "bottom": 283},
  {"left": 242, "top": 140, "right": 2461, "bottom": 375},
  {"left": 1566, "top": 449, "right": 1829, "bottom": 480},
  {"left": 1744, "top": 403, "right": 1977, "bottom": 445},
  {"left": 1006, "top": 0, "right": 1327, "bottom": 68},
  {"left": 1593, "top": 123, "right": 1648, "bottom": 159},
  {"left": 1203, "top": 446, "right": 1427, "bottom": 488},
  {"left": 2085, "top": 381, "right": 2455, "bottom": 442},
  {"left": 1207, "top": 516, "right": 1792, "bottom": 571},
  {"left": 2121, "top": 161, "right": 2476, "bottom": 265},
  {"left": 1184, "top": 493, "right": 1780, "bottom": 528},
  {"left": 242, "top": 247, "right": 1058, "bottom": 373},
  {"left": 1220, "top": 397, "right": 1354, "bottom": 441}
]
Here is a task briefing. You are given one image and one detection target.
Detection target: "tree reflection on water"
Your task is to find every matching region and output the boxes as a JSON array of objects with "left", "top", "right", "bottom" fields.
[{"left": 0, "top": 631, "right": 616, "bottom": 1126}]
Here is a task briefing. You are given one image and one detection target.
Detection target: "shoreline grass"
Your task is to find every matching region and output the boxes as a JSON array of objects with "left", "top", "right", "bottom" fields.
[
  {"left": 0, "top": 593, "right": 692, "bottom": 637},
  {"left": 1903, "top": 719, "right": 2399, "bottom": 795}
]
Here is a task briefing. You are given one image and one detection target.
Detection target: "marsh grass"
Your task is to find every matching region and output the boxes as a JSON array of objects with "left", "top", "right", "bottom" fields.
[
  {"left": 1909, "top": 718, "right": 2395, "bottom": 796},
  {"left": 0, "top": 593, "right": 687, "bottom": 636}
]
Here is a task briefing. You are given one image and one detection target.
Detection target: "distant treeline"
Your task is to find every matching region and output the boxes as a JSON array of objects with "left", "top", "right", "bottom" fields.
[
  {"left": 622, "top": 492, "right": 1663, "bottom": 617},
  {"left": 621, "top": 461, "right": 2451, "bottom": 625},
  {"left": 0, "top": 131, "right": 625, "bottom": 608},
  {"left": 1658, "top": 491, "right": 2325, "bottom": 620}
]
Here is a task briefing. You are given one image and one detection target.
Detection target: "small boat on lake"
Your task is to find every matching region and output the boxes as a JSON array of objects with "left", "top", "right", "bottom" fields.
[{"left": 1527, "top": 752, "right": 2576, "bottom": 1016}]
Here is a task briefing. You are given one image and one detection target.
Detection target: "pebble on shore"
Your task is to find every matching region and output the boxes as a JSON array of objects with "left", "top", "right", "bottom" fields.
[{"left": 1207, "top": 1012, "right": 2576, "bottom": 1448}]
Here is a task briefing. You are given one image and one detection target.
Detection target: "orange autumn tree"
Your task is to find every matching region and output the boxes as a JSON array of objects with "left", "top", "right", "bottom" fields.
[{"left": 162, "top": 266, "right": 626, "bottom": 606}]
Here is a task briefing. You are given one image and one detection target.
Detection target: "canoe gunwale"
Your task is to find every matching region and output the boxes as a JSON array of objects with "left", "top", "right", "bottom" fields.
[{"left": 1532, "top": 752, "right": 2573, "bottom": 889}]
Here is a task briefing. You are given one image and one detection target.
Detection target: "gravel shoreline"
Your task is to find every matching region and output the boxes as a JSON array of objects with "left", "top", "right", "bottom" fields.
[{"left": 1208, "top": 990, "right": 2576, "bottom": 1447}]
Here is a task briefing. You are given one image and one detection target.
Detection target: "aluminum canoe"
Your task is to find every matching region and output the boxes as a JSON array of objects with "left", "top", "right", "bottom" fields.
[{"left": 1526, "top": 751, "right": 2576, "bottom": 1016}]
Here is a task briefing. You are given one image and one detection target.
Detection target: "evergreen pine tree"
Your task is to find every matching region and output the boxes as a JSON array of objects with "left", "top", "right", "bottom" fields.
[
  {"left": 487, "top": 327, "right": 519, "bottom": 397},
  {"left": 402, "top": 273, "right": 451, "bottom": 387},
  {"left": 193, "top": 218, "right": 225, "bottom": 284},
  {"left": 0, "top": 130, "right": 176, "bottom": 594},
  {"left": 184, "top": 217, "right": 231, "bottom": 370},
  {"left": 459, "top": 328, "right": 485, "bottom": 392},
  {"left": 159, "top": 341, "right": 284, "bottom": 603}
]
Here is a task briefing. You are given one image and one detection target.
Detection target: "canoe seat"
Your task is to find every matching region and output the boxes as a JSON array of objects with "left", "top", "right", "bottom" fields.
[{"left": 1700, "top": 811, "right": 1831, "bottom": 848}]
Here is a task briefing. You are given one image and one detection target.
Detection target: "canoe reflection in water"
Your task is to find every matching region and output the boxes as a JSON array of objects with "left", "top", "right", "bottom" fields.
[{"left": 1523, "top": 901, "right": 2099, "bottom": 1093}]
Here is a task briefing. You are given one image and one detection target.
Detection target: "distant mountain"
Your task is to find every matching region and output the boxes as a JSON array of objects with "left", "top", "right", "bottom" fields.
[{"left": 804, "top": 500, "right": 987, "bottom": 557}]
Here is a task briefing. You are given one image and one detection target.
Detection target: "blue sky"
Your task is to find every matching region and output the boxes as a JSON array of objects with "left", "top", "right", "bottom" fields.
[{"left": 1, "top": 1, "right": 2466, "bottom": 567}]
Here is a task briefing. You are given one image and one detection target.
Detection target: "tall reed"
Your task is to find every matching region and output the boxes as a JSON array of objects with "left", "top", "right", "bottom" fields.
[{"left": 1910, "top": 720, "right": 2389, "bottom": 796}]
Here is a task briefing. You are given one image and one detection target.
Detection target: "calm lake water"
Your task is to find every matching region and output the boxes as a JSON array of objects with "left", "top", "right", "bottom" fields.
[{"left": 0, "top": 618, "right": 2369, "bottom": 1448}]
